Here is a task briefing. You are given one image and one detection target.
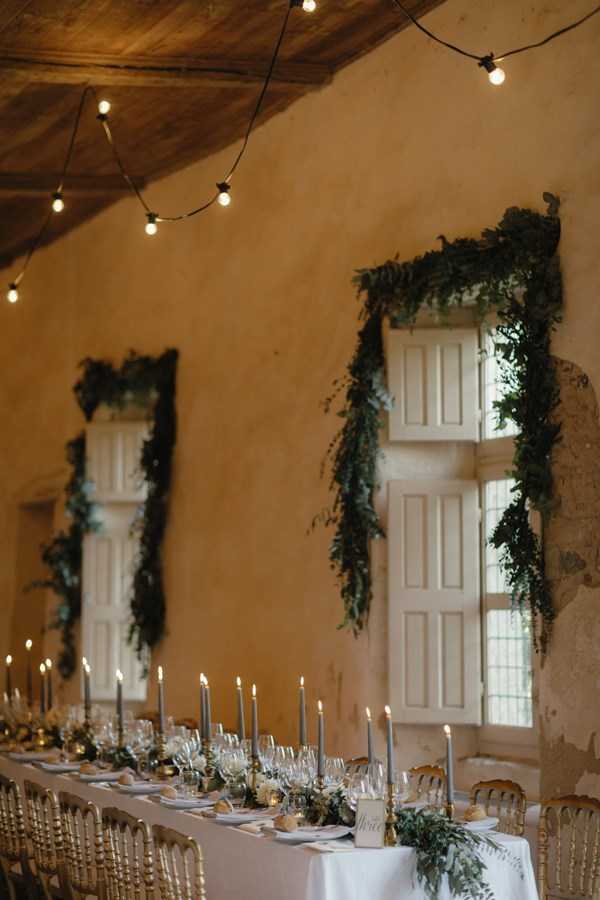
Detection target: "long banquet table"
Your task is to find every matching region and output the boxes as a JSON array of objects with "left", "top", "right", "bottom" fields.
[{"left": 0, "top": 756, "right": 539, "bottom": 900}]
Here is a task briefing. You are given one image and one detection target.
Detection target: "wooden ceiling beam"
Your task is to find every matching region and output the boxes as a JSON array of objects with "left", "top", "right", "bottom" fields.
[
  {"left": 0, "top": 50, "right": 332, "bottom": 90},
  {"left": 0, "top": 173, "right": 145, "bottom": 194}
]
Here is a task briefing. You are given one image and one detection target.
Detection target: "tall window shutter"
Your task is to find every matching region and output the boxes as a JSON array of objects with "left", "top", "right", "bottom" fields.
[
  {"left": 82, "top": 422, "right": 149, "bottom": 702},
  {"left": 388, "top": 479, "right": 482, "bottom": 725},
  {"left": 387, "top": 328, "right": 479, "bottom": 441}
]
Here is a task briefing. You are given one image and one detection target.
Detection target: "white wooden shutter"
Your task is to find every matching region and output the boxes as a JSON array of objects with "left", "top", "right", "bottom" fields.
[
  {"left": 387, "top": 329, "right": 479, "bottom": 441},
  {"left": 388, "top": 479, "right": 482, "bottom": 725},
  {"left": 82, "top": 423, "right": 148, "bottom": 702}
]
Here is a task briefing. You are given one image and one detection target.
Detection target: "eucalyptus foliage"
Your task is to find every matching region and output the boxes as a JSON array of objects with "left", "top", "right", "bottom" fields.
[
  {"left": 322, "top": 195, "right": 562, "bottom": 649},
  {"left": 29, "top": 349, "right": 178, "bottom": 679}
]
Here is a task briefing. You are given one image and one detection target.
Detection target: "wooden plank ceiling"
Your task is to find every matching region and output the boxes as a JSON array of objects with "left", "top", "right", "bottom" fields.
[{"left": 0, "top": 0, "right": 446, "bottom": 271}]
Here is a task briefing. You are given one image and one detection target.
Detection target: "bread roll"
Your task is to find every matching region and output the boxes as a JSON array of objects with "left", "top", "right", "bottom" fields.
[
  {"left": 160, "top": 786, "right": 177, "bottom": 799},
  {"left": 214, "top": 798, "right": 234, "bottom": 814},
  {"left": 80, "top": 763, "right": 98, "bottom": 775},
  {"left": 464, "top": 804, "right": 487, "bottom": 822},
  {"left": 273, "top": 814, "right": 298, "bottom": 833},
  {"left": 118, "top": 773, "right": 134, "bottom": 786}
]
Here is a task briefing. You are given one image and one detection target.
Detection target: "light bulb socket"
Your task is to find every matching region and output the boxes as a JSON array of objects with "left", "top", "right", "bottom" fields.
[
  {"left": 97, "top": 112, "right": 108, "bottom": 122},
  {"left": 146, "top": 212, "right": 157, "bottom": 225},
  {"left": 216, "top": 181, "right": 231, "bottom": 195},
  {"left": 8, "top": 282, "right": 17, "bottom": 292},
  {"left": 289, "top": 0, "right": 303, "bottom": 7},
  {"left": 479, "top": 54, "right": 497, "bottom": 74}
]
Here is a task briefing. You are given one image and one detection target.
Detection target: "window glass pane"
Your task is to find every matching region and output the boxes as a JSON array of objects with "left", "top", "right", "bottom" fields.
[
  {"left": 483, "top": 331, "right": 519, "bottom": 439},
  {"left": 486, "top": 609, "right": 532, "bottom": 727},
  {"left": 484, "top": 478, "right": 515, "bottom": 594}
]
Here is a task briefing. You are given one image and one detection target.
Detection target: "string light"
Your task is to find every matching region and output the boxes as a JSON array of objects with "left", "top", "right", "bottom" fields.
[
  {"left": 51, "top": 191, "right": 65, "bottom": 212},
  {"left": 145, "top": 212, "right": 158, "bottom": 235},
  {"left": 216, "top": 182, "right": 232, "bottom": 207},
  {"left": 5, "top": 1, "right": 600, "bottom": 302},
  {"left": 479, "top": 55, "right": 506, "bottom": 86}
]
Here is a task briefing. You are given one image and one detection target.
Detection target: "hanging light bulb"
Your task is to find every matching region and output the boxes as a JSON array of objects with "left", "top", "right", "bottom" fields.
[
  {"left": 51, "top": 191, "right": 64, "bottom": 213},
  {"left": 479, "top": 55, "right": 506, "bottom": 86},
  {"left": 145, "top": 212, "right": 158, "bottom": 235},
  {"left": 216, "top": 182, "right": 231, "bottom": 207},
  {"left": 302, "top": 0, "right": 317, "bottom": 10},
  {"left": 7, "top": 283, "right": 18, "bottom": 303},
  {"left": 97, "top": 99, "right": 111, "bottom": 116}
]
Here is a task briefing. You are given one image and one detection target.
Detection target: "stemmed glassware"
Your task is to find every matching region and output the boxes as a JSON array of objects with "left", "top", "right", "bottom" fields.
[{"left": 258, "top": 734, "right": 275, "bottom": 770}]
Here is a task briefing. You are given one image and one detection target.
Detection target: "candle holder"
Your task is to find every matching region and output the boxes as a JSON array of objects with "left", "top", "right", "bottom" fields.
[
  {"left": 154, "top": 731, "right": 174, "bottom": 781},
  {"left": 250, "top": 754, "right": 261, "bottom": 794},
  {"left": 315, "top": 774, "right": 325, "bottom": 792},
  {"left": 445, "top": 802, "right": 455, "bottom": 821},
  {"left": 384, "top": 783, "right": 397, "bottom": 847},
  {"left": 34, "top": 726, "right": 51, "bottom": 751}
]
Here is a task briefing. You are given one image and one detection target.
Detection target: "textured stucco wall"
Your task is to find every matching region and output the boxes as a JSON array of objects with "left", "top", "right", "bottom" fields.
[{"left": 1, "top": 0, "right": 599, "bottom": 786}]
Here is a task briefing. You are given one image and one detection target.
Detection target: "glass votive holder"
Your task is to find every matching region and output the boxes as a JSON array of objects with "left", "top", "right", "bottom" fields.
[{"left": 181, "top": 768, "right": 199, "bottom": 797}]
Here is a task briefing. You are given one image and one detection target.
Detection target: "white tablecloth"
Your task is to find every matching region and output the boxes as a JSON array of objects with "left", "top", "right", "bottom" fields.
[{"left": 0, "top": 757, "right": 538, "bottom": 900}]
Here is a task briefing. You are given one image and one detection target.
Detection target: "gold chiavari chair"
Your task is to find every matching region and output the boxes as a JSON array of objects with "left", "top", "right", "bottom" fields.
[
  {"left": 58, "top": 792, "right": 105, "bottom": 899},
  {"left": 538, "top": 794, "right": 600, "bottom": 900},
  {"left": 23, "top": 779, "right": 64, "bottom": 900},
  {"left": 102, "top": 807, "right": 154, "bottom": 900},
  {"left": 0, "top": 774, "right": 33, "bottom": 900},
  {"left": 470, "top": 779, "right": 527, "bottom": 836},
  {"left": 409, "top": 765, "right": 447, "bottom": 807},
  {"left": 345, "top": 756, "right": 370, "bottom": 777},
  {"left": 152, "top": 824, "right": 206, "bottom": 900}
]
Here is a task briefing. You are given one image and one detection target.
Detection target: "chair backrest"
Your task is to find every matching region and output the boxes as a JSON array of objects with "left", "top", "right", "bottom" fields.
[
  {"left": 23, "top": 779, "right": 63, "bottom": 881},
  {"left": 538, "top": 794, "right": 600, "bottom": 899},
  {"left": 58, "top": 791, "right": 105, "bottom": 898},
  {"left": 409, "top": 765, "right": 447, "bottom": 807},
  {"left": 102, "top": 806, "right": 154, "bottom": 900},
  {"left": 0, "top": 774, "right": 27, "bottom": 864},
  {"left": 470, "top": 779, "right": 527, "bottom": 836},
  {"left": 152, "top": 824, "right": 205, "bottom": 900}
]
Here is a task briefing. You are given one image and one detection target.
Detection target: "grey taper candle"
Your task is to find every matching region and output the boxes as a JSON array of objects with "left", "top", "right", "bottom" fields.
[
  {"left": 385, "top": 705, "right": 394, "bottom": 785},
  {"left": 251, "top": 684, "right": 258, "bottom": 758},
  {"left": 236, "top": 677, "right": 245, "bottom": 741},
  {"left": 299, "top": 676, "right": 307, "bottom": 747},
  {"left": 444, "top": 725, "right": 454, "bottom": 806},
  {"left": 366, "top": 707, "right": 374, "bottom": 764},
  {"left": 317, "top": 701, "right": 325, "bottom": 779}
]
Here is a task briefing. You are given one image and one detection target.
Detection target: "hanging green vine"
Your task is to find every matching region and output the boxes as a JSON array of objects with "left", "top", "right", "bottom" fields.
[
  {"left": 30, "top": 349, "right": 178, "bottom": 679},
  {"left": 321, "top": 194, "right": 562, "bottom": 650}
]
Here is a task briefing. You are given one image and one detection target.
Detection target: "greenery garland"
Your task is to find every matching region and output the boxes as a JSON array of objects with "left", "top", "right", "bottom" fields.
[
  {"left": 303, "top": 789, "right": 516, "bottom": 899},
  {"left": 30, "top": 349, "right": 178, "bottom": 678},
  {"left": 321, "top": 194, "right": 562, "bottom": 650}
]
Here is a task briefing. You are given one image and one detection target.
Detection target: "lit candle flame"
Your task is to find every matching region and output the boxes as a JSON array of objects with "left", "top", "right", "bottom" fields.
[
  {"left": 200, "top": 672, "right": 206, "bottom": 686},
  {"left": 45, "top": 658, "right": 52, "bottom": 669},
  {"left": 40, "top": 663, "right": 46, "bottom": 674},
  {"left": 318, "top": 700, "right": 323, "bottom": 713},
  {"left": 366, "top": 706, "right": 371, "bottom": 720},
  {"left": 252, "top": 683, "right": 256, "bottom": 698},
  {"left": 25, "top": 639, "right": 32, "bottom": 651},
  {"left": 116, "top": 669, "right": 123, "bottom": 682},
  {"left": 444, "top": 724, "right": 451, "bottom": 737},
  {"left": 300, "top": 676, "right": 304, "bottom": 687},
  {"left": 84, "top": 664, "right": 91, "bottom": 675},
  {"left": 236, "top": 676, "right": 242, "bottom": 688},
  {"left": 5, "top": 655, "right": 12, "bottom": 666},
  {"left": 384, "top": 705, "right": 392, "bottom": 717},
  {"left": 158, "top": 666, "right": 163, "bottom": 682},
  {"left": 82, "top": 657, "right": 88, "bottom": 667}
]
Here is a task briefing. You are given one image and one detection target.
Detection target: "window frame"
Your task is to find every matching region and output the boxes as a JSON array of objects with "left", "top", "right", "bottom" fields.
[{"left": 477, "top": 331, "right": 538, "bottom": 756}]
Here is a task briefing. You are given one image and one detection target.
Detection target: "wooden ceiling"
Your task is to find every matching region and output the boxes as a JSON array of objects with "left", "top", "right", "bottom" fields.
[{"left": 0, "top": 0, "right": 446, "bottom": 271}]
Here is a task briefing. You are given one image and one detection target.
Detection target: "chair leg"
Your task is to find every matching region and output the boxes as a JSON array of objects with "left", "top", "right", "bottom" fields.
[{"left": 0, "top": 860, "right": 17, "bottom": 900}]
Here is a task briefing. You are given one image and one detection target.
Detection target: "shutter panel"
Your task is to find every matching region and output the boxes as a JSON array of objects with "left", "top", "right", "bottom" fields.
[
  {"left": 388, "top": 479, "right": 482, "bottom": 725},
  {"left": 82, "top": 424, "right": 148, "bottom": 702},
  {"left": 387, "top": 329, "right": 479, "bottom": 441},
  {"left": 86, "top": 422, "right": 148, "bottom": 502}
]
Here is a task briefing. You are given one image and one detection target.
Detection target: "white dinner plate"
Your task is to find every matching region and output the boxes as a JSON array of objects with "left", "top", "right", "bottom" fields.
[
  {"left": 8, "top": 751, "right": 56, "bottom": 762},
  {"left": 215, "top": 808, "right": 279, "bottom": 826},
  {"left": 79, "top": 770, "right": 127, "bottom": 783},
  {"left": 38, "top": 761, "right": 81, "bottom": 773},
  {"left": 159, "top": 796, "right": 215, "bottom": 810},
  {"left": 115, "top": 782, "right": 164, "bottom": 795},
  {"left": 274, "top": 825, "right": 353, "bottom": 844},
  {"left": 462, "top": 817, "right": 499, "bottom": 832}
]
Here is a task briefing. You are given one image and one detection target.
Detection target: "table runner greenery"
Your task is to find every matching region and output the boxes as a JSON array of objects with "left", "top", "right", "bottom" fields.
[
  {"left": 28, "top": 349, "right": 178, "bottom": 678},
  {"left": 319, "top": 194, "right": 562, "bottom": 651}
]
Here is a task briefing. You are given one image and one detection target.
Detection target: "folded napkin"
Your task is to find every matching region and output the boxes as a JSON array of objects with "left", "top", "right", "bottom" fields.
[
  {"left": 238, "top": 823, "right": 264, "bottom": 836},
  {"left": 304, "top": 841, "right": 355, "bottom": 853}
]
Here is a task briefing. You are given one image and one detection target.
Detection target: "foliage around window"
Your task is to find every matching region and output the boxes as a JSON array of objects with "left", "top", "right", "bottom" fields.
[
  {"left": 320, "top": 194, "right": 561, "bottom": 651},
  {"left": 29, "top": 349, "right": 178, "bottom": 678}
]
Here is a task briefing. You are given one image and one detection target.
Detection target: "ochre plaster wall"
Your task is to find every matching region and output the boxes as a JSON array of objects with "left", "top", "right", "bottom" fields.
[{"left": 1, "top": 0, "right": 599, "bottom": 786}]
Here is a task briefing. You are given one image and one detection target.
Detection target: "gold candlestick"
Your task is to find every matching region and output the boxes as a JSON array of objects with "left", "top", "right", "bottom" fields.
[
  {"left": 154, "top": 730, "right": 172, "bottom": 781},
  {"left": 250, "top": 755, "right": 261, "bottom": 794},
  {"left": 315, "top": 774, "right": 325, "bottom": 792},
  {"left": 384, "top": 783, "right": 397, "bottom": 847},
  {"left": 445, "top": 802, "right": 455, "bottom": 821}
]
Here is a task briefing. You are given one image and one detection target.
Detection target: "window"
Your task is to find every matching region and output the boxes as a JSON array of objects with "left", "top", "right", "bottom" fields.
[
  {"left": 386, "top": 322, "right": 536, "bottom": 748},
  {"left": 480, "top": 330, "right": 534, "bottom": 736}
]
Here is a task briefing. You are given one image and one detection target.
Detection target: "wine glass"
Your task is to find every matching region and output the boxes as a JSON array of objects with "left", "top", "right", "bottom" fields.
[
  {"left": 258, "top": 734, "right": 275, "bottom": 770},
  {"left": 346, "top": 774, "right": 369, "bottom": 811},
  {"left": 366, "top": 761, "right": 385, "bottom": 798},
  {"left": 324, "top": 757, "right": 345, "bottom": 789},
  {"left": 394, "top": 771, "right": 411, "bottom": 807}
]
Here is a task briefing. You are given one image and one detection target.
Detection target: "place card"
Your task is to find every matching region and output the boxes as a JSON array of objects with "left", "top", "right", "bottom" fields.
[{"left": 354, "top": 798, "right": 385, "bottom": 848}]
